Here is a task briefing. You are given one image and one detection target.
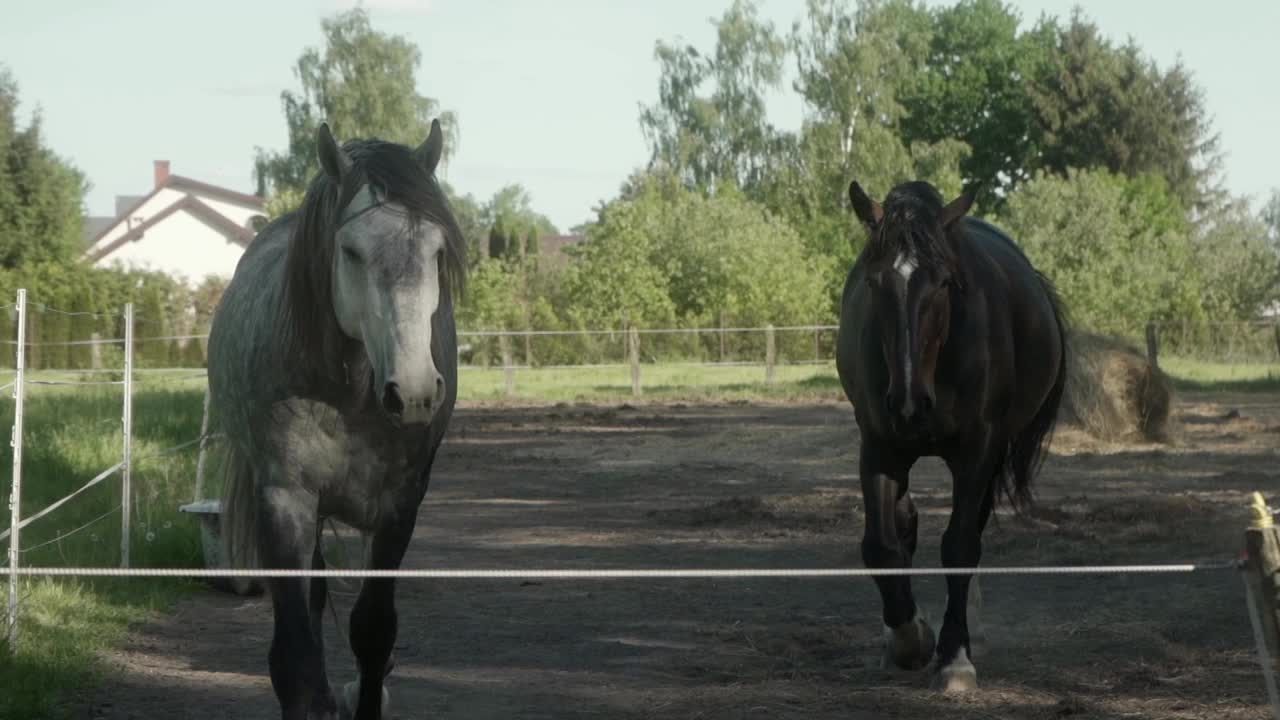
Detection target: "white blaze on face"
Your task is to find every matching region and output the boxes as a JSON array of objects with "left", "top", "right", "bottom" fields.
[
  {"left": 893, "top": 250, "right": 918, "bottom": 409},
  {"left": 893, "top": 251, "right": 918, "bottom": 282}
]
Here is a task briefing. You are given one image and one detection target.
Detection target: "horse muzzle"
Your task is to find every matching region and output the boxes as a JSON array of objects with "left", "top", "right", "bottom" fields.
[
  {"left": 886, "top": 388, "right": 935, "bottom": 437},
  {"left": 381, "top": 373, "right": 445, "bottom": 425}
]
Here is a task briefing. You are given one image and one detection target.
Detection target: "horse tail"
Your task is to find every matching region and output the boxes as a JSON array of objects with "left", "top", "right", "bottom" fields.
[
  {"left": 1000, "top": 275, "right": 1070, "bottom": 512},
  {"left": 219, "top": 445, "right": 262, "bottom": 595}
]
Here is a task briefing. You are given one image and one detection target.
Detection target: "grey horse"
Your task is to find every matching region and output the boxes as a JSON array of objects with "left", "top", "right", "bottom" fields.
[{"left": 208, "top": 120, "right": 466, "bottom": 720}]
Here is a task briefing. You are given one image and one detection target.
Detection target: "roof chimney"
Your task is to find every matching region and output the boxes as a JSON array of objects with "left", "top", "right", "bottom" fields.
[{"left": 154, "top": 160, "right": 170, "bottom": 189}]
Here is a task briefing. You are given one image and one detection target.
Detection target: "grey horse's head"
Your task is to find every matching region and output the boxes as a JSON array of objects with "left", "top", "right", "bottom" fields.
[{"left": 316, "top": 121, "right": 454, "bottom": 425}]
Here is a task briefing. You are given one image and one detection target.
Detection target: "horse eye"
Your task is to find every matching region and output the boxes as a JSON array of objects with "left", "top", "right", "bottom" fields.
[{"left": 341, "top": 246, "right": 363, "bottom": 264}]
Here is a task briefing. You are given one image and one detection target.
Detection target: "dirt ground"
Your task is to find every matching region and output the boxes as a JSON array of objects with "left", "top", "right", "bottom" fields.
[{"left": 75, "top": 390, "right": 1280, "bottom": 719}]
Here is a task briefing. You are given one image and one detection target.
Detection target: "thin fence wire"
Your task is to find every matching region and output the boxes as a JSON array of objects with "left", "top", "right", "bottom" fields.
[
  {"left": 18, "top": 505, "right": 121, "bottom": 556},
  {"left": 0, "top": 463, "right": 122, "bottom": 545},
  {"left": 24, "top": 378, "right": 125, "bottom": 387},
  {"left": 0, "top": 560, "right": 1241, "bottom": 580}
]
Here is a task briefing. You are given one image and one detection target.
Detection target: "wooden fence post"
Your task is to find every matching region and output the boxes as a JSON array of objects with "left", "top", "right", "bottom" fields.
[
  {"left": 629, "top": 325, "right": 641, "bottom": 397},
  {"left": 765, "top": 324, "right": 777, "bottom": 385},
  {"left": 1244, "top": 491, "right": 1280, "bottom": 663},
  {"left": 90, "top": 332, "right": 102, "bottom": 370},
  {"left": 1245, "top": 493, "right": 1280, "bottom": 654},
  {"left": 719, "top": 310, "right": 727, "bottom": 363},
  {"left": 1145, "top": 322, "right": 1159, "bottom": 369},
  {"left": 500, "top": 332, "right": 514, "bottom": 398}
]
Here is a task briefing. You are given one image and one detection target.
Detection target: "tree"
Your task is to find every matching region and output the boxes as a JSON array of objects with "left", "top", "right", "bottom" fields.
[
  {"left": 0, "top": 66, "right": 90, "bottom": 268},
  {"left": 1262, "top": 189, "right": 1280, "bottom": 257},
  {"left": 1193, "top": 198, "right": 1280, "bottom": 319},
  {"left": 776, "top": 0, "right": 967, "bottom": 306},
  {"left": 639, "top": 0, "right": 788, "bottom": 197},
  {"left": 996, "top": 168, "right": 1205, "bottom": 334},
  {"left": 1024, "top": 10, "right": 1222, "bottom": 212},
  {"left": 896, "top": 0, "right": 1047, "bottom": 210},
  {"left": 564, "top": 174, "right": 828, "bottom": 332},
  {"left": 253, "top": 8, "right": 458, "bottom": 205}
]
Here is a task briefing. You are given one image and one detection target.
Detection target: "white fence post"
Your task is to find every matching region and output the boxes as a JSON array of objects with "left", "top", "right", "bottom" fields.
[
  {"left": 6, "top": 289, "right": 27, "bottom": 653},
  {"left": 120, "top": 303, "right": 134, "bottom": 568},
  {"left": 192, "top": 387, "right": 212, "bottom": 502}
]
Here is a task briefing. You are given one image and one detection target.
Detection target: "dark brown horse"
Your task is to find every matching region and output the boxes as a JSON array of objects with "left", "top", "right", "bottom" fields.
[{"left": 835, "top": 180, "right": 1068, "bottom": 692}]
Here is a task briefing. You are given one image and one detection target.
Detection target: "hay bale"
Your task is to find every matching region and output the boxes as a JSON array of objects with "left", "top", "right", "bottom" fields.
[{"left": 1060, "top": 331, "right": 1175, "bottom": 442}]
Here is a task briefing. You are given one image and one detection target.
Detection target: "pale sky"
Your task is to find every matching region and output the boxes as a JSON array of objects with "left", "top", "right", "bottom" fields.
[{"left": 2, "top": 0, "right": 1275, "bottom": 232}]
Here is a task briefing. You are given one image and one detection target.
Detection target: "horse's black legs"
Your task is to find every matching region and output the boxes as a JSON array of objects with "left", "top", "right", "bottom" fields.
[
  {"left": 309, "top": 540, "right": 337, "bottom": 717},
  {"left": 859, "top": 443, "right": 932, "bottom": 670},
  {"left": 345, "top": 510, "right": 417, "bottom": 720},
  {"left": 260, "top": 487, "right": 331, "bottom": 720},
  {"left": 933, "top": 445, "right": 999, "bottom": 692}
]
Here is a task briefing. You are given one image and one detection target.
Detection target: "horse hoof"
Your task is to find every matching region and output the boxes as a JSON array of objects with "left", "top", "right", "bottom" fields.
[
  {"left": 882, "top": 614, "right": 936, "bottom": 671},
  {"left": 339, "top": 680, "right": 391, "bottom": 719},
  {"left": 931, "top": 650, "right": 978, "bottom": 693}
]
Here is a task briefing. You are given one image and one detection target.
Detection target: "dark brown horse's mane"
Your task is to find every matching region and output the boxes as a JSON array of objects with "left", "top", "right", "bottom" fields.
[
  {"left": 278, "top": 137, "right": 468, "bottom": 388},
  {"left": 866, "top": 181, "right": 963, "bottom": 286}
]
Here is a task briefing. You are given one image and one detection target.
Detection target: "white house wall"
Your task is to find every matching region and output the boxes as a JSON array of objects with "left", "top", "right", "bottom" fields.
[
  {"left": 84, "top": 187, "right": 188, "bottom": 257},
  {"left": 92, "top": 209, "right": 246, "bottom": 283},
  {"left": 195, "top": 193, "right": 263, "bottom": 230}
]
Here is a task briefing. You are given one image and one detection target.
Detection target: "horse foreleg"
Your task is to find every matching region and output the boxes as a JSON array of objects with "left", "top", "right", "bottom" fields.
[
  {"left": 859, "top": 445, "right": 932, "bottom": 670},
  {"left": 344, "top": 515, "right": 416, "bottom": 720},
  {"left": 933, "top": 446, "right": 999, "bottom": 693},
  {"left": 260, "top": 487, "right": 332, "bottom": 719},
  {"left": 309, "top": 540, "right": 337, "bottom": 717}
]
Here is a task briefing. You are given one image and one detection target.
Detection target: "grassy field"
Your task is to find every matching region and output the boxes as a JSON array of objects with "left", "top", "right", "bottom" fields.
[
  {"left": 0, "top": 356, "right": 1277, "bottom": 718},
  {"left": 0, "top": 373, "right": 208, "bottom": 719}
]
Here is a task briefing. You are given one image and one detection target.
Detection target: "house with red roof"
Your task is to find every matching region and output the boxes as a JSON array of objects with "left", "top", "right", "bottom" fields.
[{"left": 80, "top": 161, "right": 266, "bottom": 284}]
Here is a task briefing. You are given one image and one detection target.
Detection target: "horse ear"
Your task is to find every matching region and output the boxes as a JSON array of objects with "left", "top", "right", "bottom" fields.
[
  {"left": 848, "top": 181, "right": 884, "bottom": 227},
  {"left": 316, "top": 123, "right": 352, "bottom": 181},
  {"left": 415, "top": 119, "right": 445, "bottom": 175},
  {"left": 940, "top": 184, "right": 980, "bottom": 227}
]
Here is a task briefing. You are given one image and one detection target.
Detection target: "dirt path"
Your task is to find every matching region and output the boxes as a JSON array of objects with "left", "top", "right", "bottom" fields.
[{"left": 76, "top": 392, "right": 1279, "bottom": 719}]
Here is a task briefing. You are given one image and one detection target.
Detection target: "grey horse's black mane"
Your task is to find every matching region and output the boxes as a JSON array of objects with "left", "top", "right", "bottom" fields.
[
  {"left": 866, "top": 181, "right": 962, "bottom": 284},
  {"left": 279, "top": 137, "right": 467, "bottom": 387}
]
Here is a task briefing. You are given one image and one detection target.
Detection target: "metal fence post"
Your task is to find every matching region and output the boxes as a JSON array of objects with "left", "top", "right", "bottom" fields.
[
  {"left": 192, "top": 387, "right": 212, "bottom": 502},
  {"left": 6, "top": 289, "right": 27, "bottom": 653},
  {"left": 120, "top": 303, "right": 134, "bottom": 568}
]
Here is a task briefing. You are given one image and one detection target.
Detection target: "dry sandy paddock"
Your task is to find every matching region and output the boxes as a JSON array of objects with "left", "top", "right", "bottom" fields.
[{"left": 77, "top": 390, "right": 1280, "bottom": 719}]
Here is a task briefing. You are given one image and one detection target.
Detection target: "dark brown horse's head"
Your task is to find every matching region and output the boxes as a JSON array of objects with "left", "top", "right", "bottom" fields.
[{"left": 848, "top": 180, "right": 977, "bottom": 435}]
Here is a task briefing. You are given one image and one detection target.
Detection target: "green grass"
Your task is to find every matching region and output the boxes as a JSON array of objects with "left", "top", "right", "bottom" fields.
[
  {"left": 1160, "top": 357, "right": 1280, "bottom": 392},
  {"left": 0, "top": 371, "right": 208, "bottom": 720},
  {"left": 459, "top": 362, "right": 845, "bottom": 403}
]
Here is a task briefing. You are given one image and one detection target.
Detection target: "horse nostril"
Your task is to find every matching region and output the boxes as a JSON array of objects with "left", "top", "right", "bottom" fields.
[
  {"left": 435, "top": 376, "right": 445, "bottom": 400},
  {"left": 918, "top": 394, "right": 934, "bottom": 415},
  {"left": 382, "top": 382, "right": 404, "bottom": 415}
]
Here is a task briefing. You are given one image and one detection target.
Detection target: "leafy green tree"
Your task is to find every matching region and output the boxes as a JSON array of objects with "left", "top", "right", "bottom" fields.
[
  {"left": 1262, "top": 189, "right": 1280, "bottom": 257},
  {"left": 776, "top": 0, "right": 968, "bottom": 307},
  {"left": 253, "top": 8, "right": 457, "bottom": 205},
  {"left": 1025, "top": 10, "right": 1222, "bottom": 212},
  {"left": 486, "top": 184, "right": 557, "bottom": 247},
  {"left": 440, "top": 181, "right": 489, "bottom": 267},
  {"left": 896, "top": 0, "right": 1047, "bottom": 210},
  {"left": 0, "top": 66, "right": 90, "bottom": 268},
  {"left": 564, "top": 174, "right": 827, "bottom": 332},
  {"left": 1192, "top": 198, "right": 1280, "bottom": 319},
  {"left": 996, "top": 168, "right": 1204, "bottom": 334},
  {"left": 639, "top": 0, "right": 788, "bottom": 196}
]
